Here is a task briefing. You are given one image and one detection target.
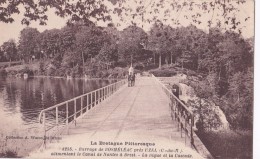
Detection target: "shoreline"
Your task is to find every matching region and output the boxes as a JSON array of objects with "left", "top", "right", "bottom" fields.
[
  {"left": 34, "top": 76, "right": 125, "bottom": 81},
  {"left": 5, "top": 75, "right": 125, "bottom": 81}
]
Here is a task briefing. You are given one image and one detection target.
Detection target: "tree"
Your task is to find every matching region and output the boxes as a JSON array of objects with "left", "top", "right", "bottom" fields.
[
  {"left": 0, "top": 47, "right": 3, "bottom": 61},
  {"left": 63, "top": 24, "right": 107, "bottom": 75},
  {"left": 163, "top": 26, "right": 178, "bottom": 65},
  {"left": 59, "top": 26, "right": 77, "bottom": 55},
  {"left": 97, "top": 42, "right": 118, "bottom": 69},
  {"left": 1, "top": 39, "right": 17, "bottom": 61},
  {"left": 148, "top": 21, "right": 168, "bottom": 68},
  {"left": 38, "top": 29, "right": 62, "bottom": 60},
  {"left": 224, "top": 68, "right": 253, "bottom": 129},
  {"left": 187, "top": 79, "right": 216, "bottom": 131},
  {"left": 118, "top": 25, "right": 147, "bottom": 65},
  {"left": 174, "top": 25, "right": 208, "bottom": 70},
  {"left": 61, "top": 50, "right": 79, "bottom": 69},
  {"left": 18, "top": 27, "right": 40, "bottom": 62}
]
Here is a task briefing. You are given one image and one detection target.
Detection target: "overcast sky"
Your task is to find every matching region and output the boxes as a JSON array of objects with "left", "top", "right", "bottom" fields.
[{"left": 0, "top": 0, "right": 254, "bottom": 45}]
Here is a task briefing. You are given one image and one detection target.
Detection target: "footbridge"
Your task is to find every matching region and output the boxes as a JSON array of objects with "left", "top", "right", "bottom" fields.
[{"left": 32, "top": 75, "right": 213, "bottom": 159}]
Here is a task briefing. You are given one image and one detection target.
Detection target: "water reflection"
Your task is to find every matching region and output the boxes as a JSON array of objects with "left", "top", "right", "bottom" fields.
[{"left": 0, "top": 76, "right": 116, "bottom": 131}]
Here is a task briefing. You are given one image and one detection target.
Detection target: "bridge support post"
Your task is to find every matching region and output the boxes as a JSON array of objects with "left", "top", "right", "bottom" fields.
[
  {"left": 91, "top": 92, "right": 93, "bottom": 108},
  {"left": 177, "top": 107, "right": 180, "bottom": 131},
  {"left": 113, "top": 85, "right": 114, "bottom": 93},
  {"left": 102, "top": 88, "right": 105, "bottom": 100},
  {"left": 184, "top": 115, "right": 187, "bottom": 145},
  {"left": 74, "top": 99, "right": 76, "bottom": 126},
  {"left": 95, "top": 91, "right": 97, "bottom": 106},
  {"left": 66, "top": 103, "right": 69, "bottom": 134},
  {"left": 56, "top": 107, "right": 58, "bottom": 132},
  {"left": 107, "top": 86, "right": 109, "bottom": 97},
  {"left": 98, "top": 89, "right": 102, "bottom": 103},
  {"left": 43, "top": 112, "right": 46, "bottom": 149},
  {"left": 104, "top": 87, "right": 106, "bottom": 99},
  {"left": 98, "top": 89, "right": 101, "bottom": 103},
  {"left": 191, "top": 114, "right": 194, "bottom": 148},
  {"left": 174, "top": 100, "right": 177, "bottom": 121},
  {"left": 87, "top": 94, "right": 89, "bottom": 110},
  {"left": 81, "top": 97, "right": 83, "bottom": 116},
  {"left": 181, "top": 123, "right": 183, "bottom": 138}
]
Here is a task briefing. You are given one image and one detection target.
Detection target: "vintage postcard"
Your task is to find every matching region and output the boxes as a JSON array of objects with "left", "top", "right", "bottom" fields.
[{"left": 0, "top": 0, "right": 255, "bottom": 158}]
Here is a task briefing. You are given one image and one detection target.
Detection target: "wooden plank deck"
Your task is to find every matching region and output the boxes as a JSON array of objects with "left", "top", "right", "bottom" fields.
[{"left": 29, "top": 77, "right": 203, "bottom": 158}]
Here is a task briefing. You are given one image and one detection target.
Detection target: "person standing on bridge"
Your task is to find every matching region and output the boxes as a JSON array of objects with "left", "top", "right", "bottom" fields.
[
  {"left": 128, "top": 65, "right": 135, "bottom": 87},
  {"left": 128, "top": 65, "right": 134, "bottom": 76},
  {"left": 172, "top": 84, "right": 179, "bottom": 99}
]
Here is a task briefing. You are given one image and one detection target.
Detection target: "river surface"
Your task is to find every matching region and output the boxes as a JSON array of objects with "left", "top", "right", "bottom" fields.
[{"left": 0, "top": 76, "right": 117, "bottom": 132}]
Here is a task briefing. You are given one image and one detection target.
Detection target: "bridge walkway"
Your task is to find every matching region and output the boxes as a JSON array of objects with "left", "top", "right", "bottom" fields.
[{"left": 29, "top": 77, "right": 203, "bottom": 158}]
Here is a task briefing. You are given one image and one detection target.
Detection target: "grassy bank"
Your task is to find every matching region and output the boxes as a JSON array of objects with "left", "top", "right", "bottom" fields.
[
  {"left": 0, "top": 128, "right": 43, "bottom": 158},
  {"left": 3, "top": 61, "right": 133, "bottom": 79},
  {"left": 196, "top": 130, "right": 253, "bottom": 159},
  {"left": 149, "top": 65, "right": 198, "bottom": 77}
]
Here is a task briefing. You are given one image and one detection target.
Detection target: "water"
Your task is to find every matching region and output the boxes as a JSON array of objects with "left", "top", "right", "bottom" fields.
[{"left": 0, "top": 76, "right": 117, "bottom": 132}]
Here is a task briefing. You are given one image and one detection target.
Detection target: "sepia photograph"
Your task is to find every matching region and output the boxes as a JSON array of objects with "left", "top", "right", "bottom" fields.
[{"left": 0, "top": 0, "right": 255, "bottom": 158}]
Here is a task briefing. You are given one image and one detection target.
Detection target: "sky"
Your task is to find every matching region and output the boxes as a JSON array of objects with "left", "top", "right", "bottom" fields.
[
  {"left": 0, "top": 8, "right": 68, "bottom": 45},
  {"left": 0, "top": 0, "right": 254, "bottom": 45}
]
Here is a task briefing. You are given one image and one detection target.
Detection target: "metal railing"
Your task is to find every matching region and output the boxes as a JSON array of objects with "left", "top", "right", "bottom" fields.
[
  {"left": 38, "top": 79, "right": 127, "bottom": 147},
  {"left": 151, "top": 74, "right": 195, "bottom": 149}
]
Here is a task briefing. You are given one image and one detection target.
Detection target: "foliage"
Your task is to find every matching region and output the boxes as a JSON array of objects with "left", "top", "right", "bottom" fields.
[
  {"left": 97, "top": 42, "right": 118, "bottom": 66},
  {"left": 149, "top": 69, "right": 177, "bottom": 77},
  {"left": 0, "top": 0, "right": 250, "bottom": 35},
  {"left": 0, "top": 69, "right": 7, "bottom": 75},
  {"left": 39, "top": 61, "right": 45, "bottom": 74},
  {"left": 61, "top": 50, "right": 78, "bottom": 69},
  {"left": 220, "top": 68, "right": 253, "bottom": 129},
  {"left": 0, "top": 0, "right": 110, "bottom": 25},
  {"left": 0, "top": 150, "right": 18, "bottom": 158},
  {"left": 196, "top": 130, "right": 253, "bottom": 159},
  {"left": 18, "top": 27, "right": 40, "bottom": 62},
  {"left": 19, "top": 66, "right": 34, "bottom": 76},
  {"left": 118, "top": 25, "right": 147, "bottom": 65},
  {"left": 0, "top": 39, "right": 18, "bottom": 61},
  {"left": 188, "top": 98, "right": 222, "bottom": 131},
  {"left": 59, "top": 26, "right": 77, "bottom": 54},
  {"left": 37, "top": 29, "right": 62, "bottom": 60},
  {"left": 147, "top": 21, "right": 168, "bottom": 68},
  {"left": 75, "top": 25, "right": 106, "bottom": 61}
]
